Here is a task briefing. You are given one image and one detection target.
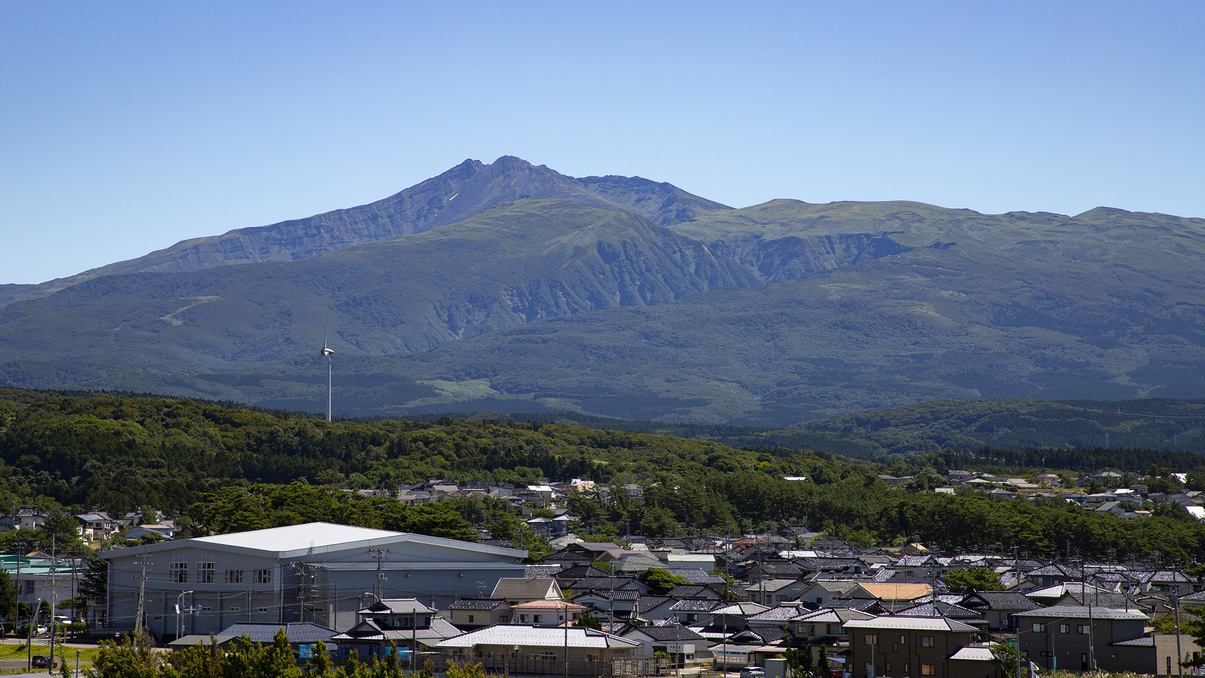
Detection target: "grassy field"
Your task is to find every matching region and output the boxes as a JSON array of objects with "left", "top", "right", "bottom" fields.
[{"left": 0, "top": 640, "right": 100, "bottom": 675}]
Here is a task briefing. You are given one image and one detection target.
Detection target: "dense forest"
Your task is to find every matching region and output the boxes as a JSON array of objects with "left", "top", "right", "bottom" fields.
[{"left": 3, "top": 388, "right": 1205, "bottom": 562}]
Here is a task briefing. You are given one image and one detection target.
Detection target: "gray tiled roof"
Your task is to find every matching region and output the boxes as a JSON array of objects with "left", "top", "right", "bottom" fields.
[
  {"left": 218, "top": 622, "right": 336, "bottom": 644},
  {"left": 1018, "top": 606, "right": 1148, "bottom": 621}
]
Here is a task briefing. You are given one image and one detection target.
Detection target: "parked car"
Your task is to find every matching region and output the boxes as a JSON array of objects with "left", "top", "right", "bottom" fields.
[
  {"left": 740, "top": 667, "right": 765, "bottom": 678},
  {"left": 32, "top": 655, "right": 59, "bottom": 669}
]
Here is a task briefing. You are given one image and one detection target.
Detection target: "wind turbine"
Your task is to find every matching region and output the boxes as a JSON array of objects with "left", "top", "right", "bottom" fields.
[{"left": 317, "top": 313, "right": 335, "bottom": 422}]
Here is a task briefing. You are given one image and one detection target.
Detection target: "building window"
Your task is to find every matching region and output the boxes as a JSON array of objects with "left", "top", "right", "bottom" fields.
[
  {"left": 864, "top": 633, "right": 878, "bottom": 646},
  {"left": 468, "top": 615, "right": 475, "bottom": 624},
  {"left": 534, "top": 614, "right": 543, "bottom": 624},
  {"left": 1032, "top": 623, "right": 1045, "bottom": 633},
  {"left": 885, "top": 663, "right": 892, "bottom": 672},
  {"left": 225, "top": 570, "right": 243, "bottom": 584},
  {"left": 198, "top": 561, "right": 215, "bottom": 584},
  {"left": 1078, "top": 625, "right": 1090, "bottom": 635},
  {"left": 254, "top": 569, "right": 272, "bottom": 584},
  {"left": 892, "top": 643, "right": 899, "bottom": 652},
  {"left": 921, "top": 664, "right": 935, "bottom": 676},
  {"left": 169, "top": 561, "right": 188, "bottom": 584},
  {"left": 900, "top": 635, "right": 906, "bottom": 644},
  {"left": 1059, "top": 624, "right": 1069, "bottom": 634},
  {"left": 921, "top": 636, "right": 935, "bottom": 648}
]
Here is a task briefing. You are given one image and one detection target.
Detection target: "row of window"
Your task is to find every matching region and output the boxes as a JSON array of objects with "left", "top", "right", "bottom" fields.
[
  {"left": 868, "top": 662, "right": 936, "bottom": 675},
  {"left": 169, "top": 562, "right": 272, "bottom": 585},
  {"left": 1031, "top": 623, "right": 1091, "bottom": 634},
  {"left": 863, "top": 634, "right": 936, "bottom": 648}
]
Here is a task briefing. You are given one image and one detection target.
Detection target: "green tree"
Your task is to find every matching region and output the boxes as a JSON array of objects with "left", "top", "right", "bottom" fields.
[
  {"left": 637, "top": 568, "right": 689, "bottom": 595},
  {"left": 943, "top": 566, "right": 1004, "bottom": 592},
  {"left": 86, "top": 631, "right": 161, "bottom": 678},
  {"left": 0, "top": 570, "right": 16, "bottom": 637},
  {"left": 992, "top": 641, "right": 1018, "bottom": 677}
]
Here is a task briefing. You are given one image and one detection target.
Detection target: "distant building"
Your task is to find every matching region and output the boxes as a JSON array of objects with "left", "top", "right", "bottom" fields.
[{"left": 102, "top": 522, "right": 527, "bottom": 638}]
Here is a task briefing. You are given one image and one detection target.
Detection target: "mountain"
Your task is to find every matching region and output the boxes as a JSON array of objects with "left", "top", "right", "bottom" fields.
[
  {"left": 0, "top": 156, "right": 731, "bottom": 308},
  {"left": 2, "top": 158, "right": 1205, "bottom": 426},
  {"left": 0, "top": 198, "right": 752, "bottom": 378}
]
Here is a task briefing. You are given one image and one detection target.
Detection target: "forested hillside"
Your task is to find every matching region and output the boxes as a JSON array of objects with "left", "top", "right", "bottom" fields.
[{"left": 3, "top": 389, "right": 1205, "bottom": 562}]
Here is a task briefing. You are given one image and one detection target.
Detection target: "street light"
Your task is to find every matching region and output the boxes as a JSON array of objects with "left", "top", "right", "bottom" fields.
[{"left": 176, "top": 591, "right": 194, "bottom": 640}]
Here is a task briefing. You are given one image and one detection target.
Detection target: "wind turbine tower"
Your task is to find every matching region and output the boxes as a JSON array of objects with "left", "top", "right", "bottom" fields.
[{"left": 318, "top": 319, "right": 335, "bottom": 422}]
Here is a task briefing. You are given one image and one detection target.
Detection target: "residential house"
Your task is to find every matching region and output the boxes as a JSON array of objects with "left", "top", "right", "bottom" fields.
[
  {"left": 845, "top": 616, "right": 981, "bottom": 678},
  {"left": 490, "top": 578, "right": 563, "bottom": 605},
  {"left": 958, "top": 591, "right": 1039, "bottom": 630},
  {"left": 747, "top": 579, "right": 809, "bottom": 606},
  {"left": 619, "top": 623, "right": 708, "bottom": 667},
  {"left": 1016, "top": 605, "right": 1149, "bottom": 673},
  {"left": 789, "top": 607, "right": 875, "bottom": 646},
  {"left": 511, "top": 600, "right": 583, "bottom": 626},
  {"left": 436, "top": 625, "right": 639, "bottom": 677},
  {"left": 448, "top": 598, "right": 511, "bottom": 629},
  {"left": 331, "top": 598, "right": 460, "bottom": 663}
]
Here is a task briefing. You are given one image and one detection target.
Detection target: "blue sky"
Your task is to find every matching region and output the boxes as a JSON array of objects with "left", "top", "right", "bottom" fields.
[{"left": 3, "top": 1, "right": 1203, "bottom": 284}]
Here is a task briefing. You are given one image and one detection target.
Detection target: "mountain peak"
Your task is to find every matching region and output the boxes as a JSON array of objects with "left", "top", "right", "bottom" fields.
[{"left": 491, "top": 155, "right": 534, "bottom": 169}]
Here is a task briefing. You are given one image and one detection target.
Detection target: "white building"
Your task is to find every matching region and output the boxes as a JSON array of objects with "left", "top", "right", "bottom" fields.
[{"left": 101, "top": 522, "right": 527, "bottom": 639}]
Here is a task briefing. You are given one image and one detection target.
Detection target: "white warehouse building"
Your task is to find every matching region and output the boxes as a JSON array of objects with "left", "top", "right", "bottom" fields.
[{"left": 101, "top": 522, "right": 528, "bottom": 639}]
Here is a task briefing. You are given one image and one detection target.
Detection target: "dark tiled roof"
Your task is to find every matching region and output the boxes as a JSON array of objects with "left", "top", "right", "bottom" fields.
[
  {"left": 963, "top": 591, "right": 1039, "bottom": 611},
  {"left": 633, "top": 624, "right": 705, "bottom": 641}
]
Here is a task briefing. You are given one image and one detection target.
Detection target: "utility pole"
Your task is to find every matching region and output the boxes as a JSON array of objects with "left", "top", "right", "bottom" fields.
[
  {"left": 366, "top": 548, "right": 391, "bottom": 600},
  {"left": 134, "top": 557, "right": 149, "bottom": 636},
  {"left": 49, "top": 534, "right": 56, "bottom": 675},
  {"left": 1175, "top": 594, "right": 1184, "bottom": 678},
  {"left": 291, "top": 564, "right": 310, "bottom": 623},
  {"left": 28, "top": 596, "right": 40, "bottom": 672}
]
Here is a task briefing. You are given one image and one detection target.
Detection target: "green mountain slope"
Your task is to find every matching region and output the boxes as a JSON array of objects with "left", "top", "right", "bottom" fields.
[
  {"left": 0, "top": 156, "right": 730, "bottom": 307},
  {"left": 0, "top": 199, "right": 754, "bottom": 381},
  {"left": 366, "top": 207, "right": 1205, "bottom": 423}
]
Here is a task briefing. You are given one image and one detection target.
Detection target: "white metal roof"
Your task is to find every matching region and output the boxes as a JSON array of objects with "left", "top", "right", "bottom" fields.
[
  {"left": 949, "top": 647, "right": 997, "bottom": 662},
  {"left": 437, "top": 625, "right": 638, "bottom": 649},
  {"left": 101, "top": 521, "right": 527, "bottom": 561},
  {"left": 194, "top": 522, "right": 398, "bottom": 551}
]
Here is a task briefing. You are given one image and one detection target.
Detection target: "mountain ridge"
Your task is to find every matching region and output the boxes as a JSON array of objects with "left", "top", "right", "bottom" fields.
[
  {"left": 0, "top": 156, "right": 731, "bottom": 308},
  {"left": 3, "top": 158, "right": 1205, "bottom": 425}
]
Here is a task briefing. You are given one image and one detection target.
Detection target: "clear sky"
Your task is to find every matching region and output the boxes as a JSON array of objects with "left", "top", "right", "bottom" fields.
[{"left": 3, "top": 1, "right": 1203, "bottom": 284}]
